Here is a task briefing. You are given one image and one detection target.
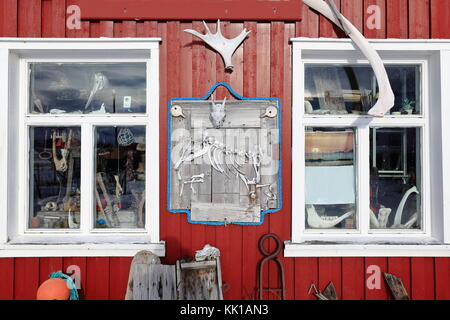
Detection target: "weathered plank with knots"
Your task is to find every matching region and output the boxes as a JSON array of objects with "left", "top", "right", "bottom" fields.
[{"left": 133, "top": 264, "right": 177, "bottom": 300}]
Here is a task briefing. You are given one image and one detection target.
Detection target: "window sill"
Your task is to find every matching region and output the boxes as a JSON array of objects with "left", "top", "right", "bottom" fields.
[
  {"left": 0, "top": 239, "right": 166, "bottom": 257},
  {"left": 284, "top": 241, "right": 450, "bottom": 257}
]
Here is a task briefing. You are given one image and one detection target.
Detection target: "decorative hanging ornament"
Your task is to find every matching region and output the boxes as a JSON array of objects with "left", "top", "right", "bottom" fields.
[
  {"left": 302, "top": 0, "right": 395, "bottom": 117},
  {"left": 117, "top": 128, "right": 135, "bottom": 146},
  {"left": 184, "top": 20, "right": 251, "bottom": 70}
]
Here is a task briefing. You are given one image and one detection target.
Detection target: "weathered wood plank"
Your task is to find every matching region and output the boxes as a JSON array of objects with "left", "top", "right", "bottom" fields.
[
  {"left": 147, "top": 265, "right": 176, "bottom": 300},
  {"left": 191, "top": 202, "right": 260, "bottom": 223},
  {"left": 133, "top": 264, "right": 149, "bottom": 300}
]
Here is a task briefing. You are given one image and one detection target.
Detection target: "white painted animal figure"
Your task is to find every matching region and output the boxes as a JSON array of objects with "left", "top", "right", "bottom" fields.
[{"left": 210, "top": 97, "right": 227, "bottom": 128}]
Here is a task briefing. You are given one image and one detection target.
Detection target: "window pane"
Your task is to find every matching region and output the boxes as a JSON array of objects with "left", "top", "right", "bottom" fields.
[
  {"left": 305, "top": 127, "right": 357, "bottom": 229},
  {"left": 370, "top": 128, "right": 422, "bottom": 230},
  {"left": 30, "top": 63, "right": 147, "bottom": 114},
  {"left": 304, "top": 64, "right": 421, "bottom": 115},
  {"left": 94, "top": 126, "right": 146, "bottom": 228},
  {"left": 29, "top": 127, "right": 81, "bottom": 229}
]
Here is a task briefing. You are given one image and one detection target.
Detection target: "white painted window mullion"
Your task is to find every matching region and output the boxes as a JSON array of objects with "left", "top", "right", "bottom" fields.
[
  {"left": 358, "top": 126, "right": 370, "bottom": 235},
  {"left": 291, "top": 44, "right": 305, "bottom": 243},
  {"left": 80, "top": 122, "right": 94, "bottom": 234}
]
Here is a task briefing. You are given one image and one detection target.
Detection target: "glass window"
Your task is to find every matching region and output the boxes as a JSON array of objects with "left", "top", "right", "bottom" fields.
[
  {"left": 29, "top": 127, "right": 81, "bottom": 229},
  {"left": 304, "top": 64, "right": 421, "bottom": 115},
  {"left": 370, "top": 128, "right": 422, "bottom": 230},
  {"left": 94, "top": 126, "right": 146, "bottom": 229},
  {"left": 305, "top": 127, "right": 357, "bottom": 229},
  {"left": 30, "top": 63, "right": 147, "bottom": 114}
]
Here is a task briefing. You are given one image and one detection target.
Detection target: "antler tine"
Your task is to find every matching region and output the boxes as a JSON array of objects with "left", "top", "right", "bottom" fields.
[
  {"left": 203, "top": 21, "right": 212, "bottom": 35},
  {"left": 183, "top": 28, "right": 207, "bottom": 41},
  {"left": 216, "top": 19, "right": 221, "bottom": 35},
  {"left": 222, "top": 96, "right": 227, "bottom": 108}
]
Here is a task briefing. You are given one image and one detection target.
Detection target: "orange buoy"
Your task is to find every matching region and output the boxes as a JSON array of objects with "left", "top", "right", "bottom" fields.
[{"left": 36, "top": 278, "right": 70, "bottom": 300}]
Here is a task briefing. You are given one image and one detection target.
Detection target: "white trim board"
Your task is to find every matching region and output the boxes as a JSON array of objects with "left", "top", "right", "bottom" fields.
[
  {"left": 285, "top": 242, "right": 450, "bottom": 257},
  {"left": 0, "top": 242, "right": 166, "bottom": 258}
]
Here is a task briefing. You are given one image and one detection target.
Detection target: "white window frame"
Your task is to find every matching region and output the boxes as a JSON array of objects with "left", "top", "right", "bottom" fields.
[
  {"left": 0, "top": 38, "right": 165, "bottom": 257},
  {"left": 286, "top": 38, "right": 450, "bottom": 257}
]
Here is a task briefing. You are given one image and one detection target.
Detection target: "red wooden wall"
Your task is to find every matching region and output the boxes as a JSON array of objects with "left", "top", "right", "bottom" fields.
[{"left": 0, "top": 0, "right": 450, "bottom": 300}]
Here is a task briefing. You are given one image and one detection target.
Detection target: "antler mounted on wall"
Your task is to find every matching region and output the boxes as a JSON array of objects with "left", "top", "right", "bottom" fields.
[
  {"left": 302, "top": 0, "right": 395, "bottom": 117},
  {"left": 184, "top": 20, "right": 251, "bottom": 70}
]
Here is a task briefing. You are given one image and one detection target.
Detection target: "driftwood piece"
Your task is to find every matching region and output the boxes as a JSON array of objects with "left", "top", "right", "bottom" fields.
[
  {"left": 125, "top": 250, "right": 161, "bottom": 300},
  {"left": 308, "top": 282, "right": 338, "bottom": 300},
  {"left": 322, "top": 282, "right": 338, "bottom": 300},
  {"left": 384, "top": 273, "right": 410, "bottom": 300}
]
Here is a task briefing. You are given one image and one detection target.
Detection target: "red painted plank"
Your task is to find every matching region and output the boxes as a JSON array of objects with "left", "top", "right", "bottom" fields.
[
  {"left": 42, "top": 0, "right": 66, "bottom": 37},
  {"left": 243, "top": 22, "right": 257, "bottom": 98},
  {"left": 98, "top": 21, "right": 114, "bottom": 37},
  {"left": 296, "top": 2, "right": 319, "bottom": 37},
  {"left": 435, "top": 258, "right": 450, "bottom": 300},
  {"left": 18, "top": 0, "right": 41, "bottom": 37},
  {"left": 71, "top": 0, "right": 302, "bottom": 21},
  {"left": 294, "top": 258, "right": 318, "bottom": 300},
  {"left": 281, "top": 22, "right": 296, "bottom": 300},
  {"left": 409, "top": 0, "right": 430, "bottom": 39},
  {"left": 85, "top": 257, "right": 110, "bottom": 300},
  {"left": 63, "top": 257, "right": 87, "bottom": 298},
  {"left": 14, "top": 258, "right": 39, "bottom": 300},
  {"left": 0, "top": 0, "right": 18, "bottom": 37},
  {"left": 363, "top": 0, "right": 386, "bottom": 38},
  {"left": 188, "top": 20, "right": 212, "bottom": 260},
  {"left": 430, "top": 0, "right": 450, "bottom": 38},
  {"left": 342, "top": 0, "right": 364, "bottom": 33},
  {"left": 90, "top": 21, "right": 100, "bottom": 38},
  {"left": 178, "top": 22, "right": 193, "bottom": 260},
  {"left": 66, "top": 20, "right": 89, "bottom": 37},
  {"left": 137, "top": 21, "right": 158, "bottom": 37},
  {"left": 113, "top": 22, "right": 123, "bottom": 37},
  {"left": 318, "top": 257, "right": 342, "bottom": 299},
  {"left": 164, "top": 21, "right": 182, "bottom": 265},
  {"left": 342, "top": 258, "right": 365, "bottom": 300},
  {"left": 387, "top": 257, "right": 411, "bottom": 298},
  {"left": 39, "top": 257, "right": 63, "bottom": 284},
  {"left": 386, "top": 0, "right": 408, "bottom": 38},
  {"left": 320, "top": 0, "right": 344, "bottom": 38},
  {"left": 109, "top": 257, "right": 132, "bottom": 300},
  {"left": 255, "top": 22, "right": 272, "bottom": 300},
  {"left": 365, "top": 257, "right": 388, "bottom": 300},
  {"left": 122, "top": 21, "right": 137, "bottom": 37},
  {"left": 411, "top": 257, "right": 435, "bottom": 300},
  {"left": 0, "top": 258, "right": 14, "bottom": 300}
]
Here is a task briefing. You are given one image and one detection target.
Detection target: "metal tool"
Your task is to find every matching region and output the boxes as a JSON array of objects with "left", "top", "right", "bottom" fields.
[{"left": 256, "top": 233, "right": 286, "bottom": 300}]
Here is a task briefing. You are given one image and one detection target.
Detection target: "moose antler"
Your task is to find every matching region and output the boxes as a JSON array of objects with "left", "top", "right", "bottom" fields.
[
  {"left": 184, "top": 20, "right": 251, "bottom": 70},
  {"left": 302, "top": 0, "right": 395, "bottom": 117}
]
